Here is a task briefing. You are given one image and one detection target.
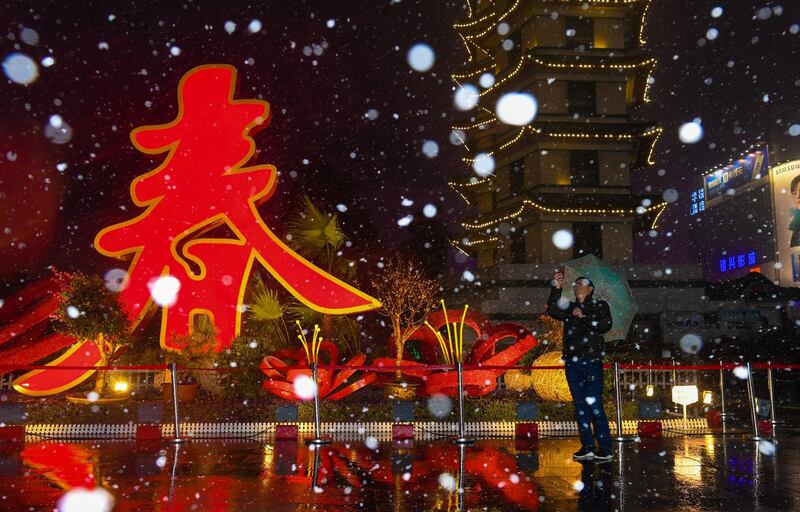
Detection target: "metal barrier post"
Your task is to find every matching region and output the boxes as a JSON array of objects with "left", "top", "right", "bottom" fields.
[
  {"left": 307, "top": 363, "right": 330, "bottom": 446},
  {"left": 168, "top": 443, "right": 180, "bottom": 500},
  {"left": 169, "top": 362, "right": 186, "bottom": 444},
  {"left": 458, "top": 442, "right": 466, "bottom": 512},
  {"left": 671, "top": 359, "right": 678, "bottom": 413},
  {"left": 613, "top": 362, "right": 632, "bottom": 442},
  {"left": 452, "top": 362, "right": 474, "bottom": 445},
  {"left": 745, "top": 362, "right": 762, "bottom": 441},
  {"left": 767, "top": 361, "right": 782, "bottom": 426},
  {"left": 718, "top": 360, "right": 727, "bottom": 421}
]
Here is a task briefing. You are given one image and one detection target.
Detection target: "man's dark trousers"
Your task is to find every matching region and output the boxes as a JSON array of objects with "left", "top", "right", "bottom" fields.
[{"left": 565, "top": 359, "right": 612, "bottom": 452}]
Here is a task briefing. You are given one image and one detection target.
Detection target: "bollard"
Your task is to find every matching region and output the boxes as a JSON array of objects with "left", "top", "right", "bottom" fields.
[
  {"left": 169, "top": 363, "right": 186, "bottom": 444},
  {"left": 452, "top": 362, "right": 474, "bottom": 445},
  {"left": 613, "top": 362, "right": 632, "bottom": 442},
  {"left": 745, "top": 362, "right": 762, "bottom": 441},
  {"left": 766, "top": 360, "right": 782, "bottom": 426},
  {"left": 306, "top": 363, "right": 330, "bottom": 446}
]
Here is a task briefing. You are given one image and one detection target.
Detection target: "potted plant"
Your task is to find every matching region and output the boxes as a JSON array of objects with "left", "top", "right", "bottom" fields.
[
  {"left": 52, "top": 271, "right": 131, "bottom": 401},
  {"left": 161, "top": 317, "right": 219, "bottom": 403},
  {"left": 371, "top": 256, "right": 437, "bottom": 399}
]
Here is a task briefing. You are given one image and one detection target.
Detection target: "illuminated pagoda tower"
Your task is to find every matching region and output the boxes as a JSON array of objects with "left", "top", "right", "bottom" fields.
[{"left": 449, "top": 0, "right": 678, "bottom": 337}]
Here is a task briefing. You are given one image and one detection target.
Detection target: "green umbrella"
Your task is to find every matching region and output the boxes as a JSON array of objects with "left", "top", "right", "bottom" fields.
[{"left": 560, "top": 254, "right": 637, "bottom": 342}]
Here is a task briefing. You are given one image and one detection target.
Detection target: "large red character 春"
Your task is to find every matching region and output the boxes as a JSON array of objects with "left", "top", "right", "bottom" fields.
[{"left": 13, "top": 65, "right": 380, "bottom": 395}]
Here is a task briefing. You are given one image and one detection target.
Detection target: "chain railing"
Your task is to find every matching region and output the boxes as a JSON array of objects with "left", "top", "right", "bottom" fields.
[{"left": 0, "top": 360, "right": 796, "bottom": 441}]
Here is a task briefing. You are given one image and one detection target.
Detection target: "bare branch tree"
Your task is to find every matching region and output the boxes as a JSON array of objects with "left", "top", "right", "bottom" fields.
[{"left": 371, "top": 256, "right": 438, "bottom": 380}]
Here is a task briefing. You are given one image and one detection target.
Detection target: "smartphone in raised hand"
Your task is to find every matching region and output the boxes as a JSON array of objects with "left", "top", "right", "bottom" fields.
[{"left": 553, "top": 267, "right": 565, "bottom": 289}]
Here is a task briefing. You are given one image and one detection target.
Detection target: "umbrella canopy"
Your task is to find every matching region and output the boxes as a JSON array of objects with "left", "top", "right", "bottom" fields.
[{"left": 560, "top": 254, "right": 637, "bottom": 341}]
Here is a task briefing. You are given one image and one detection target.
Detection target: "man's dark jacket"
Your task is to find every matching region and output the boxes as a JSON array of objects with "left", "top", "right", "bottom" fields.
[{"left": 546, "top": 286, "right": 613, "bottom": 361}]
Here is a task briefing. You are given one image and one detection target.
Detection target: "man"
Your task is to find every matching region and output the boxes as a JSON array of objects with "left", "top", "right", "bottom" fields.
[{"left": 547, "top": 270, "right": 613, "bottom": 462}]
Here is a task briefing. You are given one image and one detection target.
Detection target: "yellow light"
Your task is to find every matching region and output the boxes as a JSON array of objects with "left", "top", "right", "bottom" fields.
[
  {"left": 113, "top": 381, "right": 129, "bottom": 393},
  {"left": 462, "top": 236, "right": 500, "bottom": 247},
  {"left": 529, "top": 57, "right": 656, "bottom": 71},
  {"left": 461, "top": 198, "right": 647, "bottom": 231},
  {"left": 453, "top": 10, "right": 495, "bottom": 30},
  {"left": 639, "top": 0, "right": 653, "bottom": 45},
  {"left": 650, "top": 203, "right": 668, "bottom": 229},
  {"left": 452, "top": 116, "right": 496, "bottom": 131},
  {"left": 645, "top": 127, "right": 662, "bottom": 165},
  {"left": 476, "top": 53, "right": 527, "bottom": 97},
  {"left": 448, "top": 175, "right": 494, "bottom": 189},
  {"left": 645, "top": 384, "right": 654, "bottom": 397},
  {"left": 452, "top": 63, "right": 495, "bottom": 80},
  {"left": 457, "top": 33, "right": 473, "bottom": 62},
  {"left": 702, "top": 390, "right": 713, "bottom": 405},
  {"left": 462, "top": 0, "right": 521, "bottom": 40}
]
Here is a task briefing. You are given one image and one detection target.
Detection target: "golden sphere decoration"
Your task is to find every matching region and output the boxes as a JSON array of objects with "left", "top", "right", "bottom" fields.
[
  {"left": 503, "top": 314, "right": 572, "bottom": 402},
  {"left": 530, "top": 351, "right": 572, "bottom": 402}
]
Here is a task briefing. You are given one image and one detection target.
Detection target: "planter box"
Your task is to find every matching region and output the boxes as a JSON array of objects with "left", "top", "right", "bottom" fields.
[
  {"left": 392, "top": 424, "right": 414, "bottom": 440},
  {"left": 275, "top": 425, "right": 298, "bottom": 440},
  {"left": 637, "top": 421, "right": 662, "bottom": 438},
  {"left": 161, "top": 382, "right": 199, "bottom": 403},
  {"left": 0, "top": 426, "right": 25, "bottom": 444},
  {"left": 706, "top": 409, "right": 722, "bottom": 428},
  {"left": 515, "top": 422, "right": 538, "bottom": 441},
  {"left": 136, "top": 424, "right": 162, "bottom": 441}
]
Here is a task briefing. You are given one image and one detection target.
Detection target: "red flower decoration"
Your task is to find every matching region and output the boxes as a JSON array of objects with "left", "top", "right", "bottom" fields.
[
  {"left": 260, "top": 341, "right": 377, "bottom": 400},
  {"left": 375, "top": 309, "right": 538, "bottom": 397}
]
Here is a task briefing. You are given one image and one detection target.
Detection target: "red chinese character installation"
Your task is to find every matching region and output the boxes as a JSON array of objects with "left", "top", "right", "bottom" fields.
[
  {"left": 99, "top": 63, "right": 379, "bottom": 350},
  {"left": 12, "top": 64, "right": 379, "bottom": 395}
]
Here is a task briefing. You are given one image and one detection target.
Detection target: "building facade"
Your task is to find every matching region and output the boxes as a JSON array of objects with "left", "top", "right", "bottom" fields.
[
  {"left": 687, "top": 145, "right": 776, "bottom": 283},
  {"left": 448, "top": 0, "right": 711, "bottom": 357},
  {"left": 451, "top": 0, "right": 662, "bottom": 269}
]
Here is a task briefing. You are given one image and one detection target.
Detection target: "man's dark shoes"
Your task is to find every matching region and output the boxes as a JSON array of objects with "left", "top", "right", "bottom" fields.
[
  {"left": 594, "top": 449, "right": 613, "bottom": 462},
  {"left": 573, "top": 447, "right": 595, "bottom": 460}
]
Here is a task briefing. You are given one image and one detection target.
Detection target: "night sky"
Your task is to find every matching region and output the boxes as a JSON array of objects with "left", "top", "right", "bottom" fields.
[
  {"left": 636, "top": 0, "right": 800, "bottom": 262},
  {"left": 2, "top": 0, "right": 799, "bottom": 286}
]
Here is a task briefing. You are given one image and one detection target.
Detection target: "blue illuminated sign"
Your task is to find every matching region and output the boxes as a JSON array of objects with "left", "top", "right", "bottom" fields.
[
  {"left": 689, "top": 188, "right": 705, "bottom": 216},
  {"left": 703, "top": 148, "right": 767, "bottom": 203},
  {"left": 719, "top": 250, "right": 757, "bottom": 273}
]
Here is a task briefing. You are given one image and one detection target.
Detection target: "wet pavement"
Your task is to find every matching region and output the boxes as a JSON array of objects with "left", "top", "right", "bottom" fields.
[{"left": 1, "top": 431, "right": 798, "bottom": 511}]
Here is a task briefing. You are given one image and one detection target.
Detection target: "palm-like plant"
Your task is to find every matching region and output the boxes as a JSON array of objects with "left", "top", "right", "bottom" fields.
[
  {"left": 288, "top": 195, "right": 346, "bottom": 273},
  {"left": 248, "top": 277, "right": 291, "bottom": 349},
  {"left": 284, "top": 195, "right": 362, "bottom": 356}
]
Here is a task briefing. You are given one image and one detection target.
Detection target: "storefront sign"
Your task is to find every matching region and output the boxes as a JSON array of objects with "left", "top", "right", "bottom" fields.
[{"left": 770, "top": 159, "right": 800, "bottom": 287}]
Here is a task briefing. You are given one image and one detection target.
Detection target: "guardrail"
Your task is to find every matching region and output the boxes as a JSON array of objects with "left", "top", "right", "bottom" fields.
[{"left": 1, "top": 360, "right": 795, "bottom": 442}]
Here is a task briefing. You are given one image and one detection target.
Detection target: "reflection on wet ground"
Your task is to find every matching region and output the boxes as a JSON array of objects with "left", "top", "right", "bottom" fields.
[{"left": 1, "top": 432, "right": 798, "bottom": 511}]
